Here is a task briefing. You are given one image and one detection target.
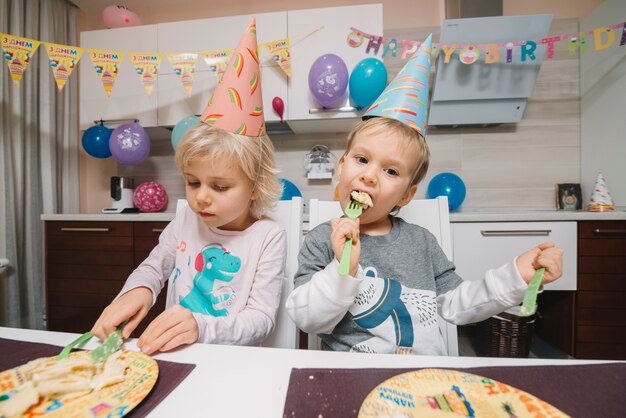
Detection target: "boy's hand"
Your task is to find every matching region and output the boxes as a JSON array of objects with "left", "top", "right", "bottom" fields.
[
  {"left": 137, "top": 304, "right": 199, "bottom": 355},
  {"left": 515, "top": 242, "right": 564, "bottom": 285},
  {"left": 330, "top": 217, "right": 361, "bottom": 277},
  {"left": 91, "top": 286, "right": 153, "bottom": 340}
]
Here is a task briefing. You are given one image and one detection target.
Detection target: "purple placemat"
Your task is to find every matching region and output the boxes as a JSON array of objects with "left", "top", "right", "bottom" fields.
[
  {"left": 0, "top": 337, "right": 195, "bottom": 418},
  {"left": 283, "top": 363, "right": 626, "bottom": 417}
]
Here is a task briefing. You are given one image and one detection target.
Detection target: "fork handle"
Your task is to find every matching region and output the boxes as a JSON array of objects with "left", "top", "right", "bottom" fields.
[{"left": 338, "top": 238, "right": 353, "bottom": 276}]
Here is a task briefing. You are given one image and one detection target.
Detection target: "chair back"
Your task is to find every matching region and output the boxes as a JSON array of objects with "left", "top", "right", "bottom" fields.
[
  {"left": 307, "top": 196, "right": 458, "bottom": 355},
  {"left": 169, "top": 198, "right": 303, "bottom": 349}
]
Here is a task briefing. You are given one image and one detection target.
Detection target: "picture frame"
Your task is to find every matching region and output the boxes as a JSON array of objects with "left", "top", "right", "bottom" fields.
[{"left": 556, "top": 183, "right": 583, "bottom": 211}]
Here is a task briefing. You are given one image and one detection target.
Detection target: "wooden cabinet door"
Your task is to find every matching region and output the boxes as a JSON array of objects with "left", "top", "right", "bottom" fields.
[
  {"left": 79, "top": 25, "right": 159, "bottom": 129},
  {"left": 287, "top": 4, "right": 382, "bottom": 121}
]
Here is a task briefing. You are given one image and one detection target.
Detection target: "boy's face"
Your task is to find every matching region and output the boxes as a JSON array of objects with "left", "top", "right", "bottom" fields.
[
  {"left": 337, "top": 129, "right": 420, "bottom": 230},
  {"left": 183, "top": 157, "right": 256, "bottom": 231}
]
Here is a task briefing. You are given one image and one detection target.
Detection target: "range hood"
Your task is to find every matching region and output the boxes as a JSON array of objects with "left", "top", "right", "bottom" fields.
[
  {"left": 429, "top": 13, "right": 553, "bottom": 126},
  {"left": 266, "top": 104, "right": 365, "bottom": 135}
]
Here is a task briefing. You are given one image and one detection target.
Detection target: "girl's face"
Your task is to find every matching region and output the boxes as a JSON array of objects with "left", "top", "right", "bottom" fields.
[
  {"left": 337, "top": 130, "right": 420, "bottom": 234},
  {"left": 183, "top": 157, "right": 256, "bottom": 231}
]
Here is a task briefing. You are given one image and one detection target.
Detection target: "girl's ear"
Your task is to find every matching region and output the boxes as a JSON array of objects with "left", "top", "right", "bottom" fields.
[{"left": 397, "top": 184, "right": 418, "bottom": 208}]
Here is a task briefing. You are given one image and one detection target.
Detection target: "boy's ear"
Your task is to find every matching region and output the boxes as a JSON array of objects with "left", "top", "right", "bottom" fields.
[
  {"left": 397, "top": 184, "right": 418, "bottom": 208},
  {"left": 337, "top": 155, "right": 345, "bottom": 178}
]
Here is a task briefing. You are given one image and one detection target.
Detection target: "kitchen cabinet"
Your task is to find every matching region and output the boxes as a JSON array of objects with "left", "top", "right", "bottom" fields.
[
  {"left": 287, "top": 4, "right": 383, "bottom": 122},
  {"left": 452, "top": 222, "right": 577, "bottom": 290},
  {"left": 156, "top": 12, "right": 288, "bottom": 126},
  {"left": 45, "top": 220, "right": 168, "bottom": 336},
  {"left": 574, "top": 221, "right": 626, "bottom": 359},
  {"left": 79, "top": 25, "right": 159, "bottom": 130}
]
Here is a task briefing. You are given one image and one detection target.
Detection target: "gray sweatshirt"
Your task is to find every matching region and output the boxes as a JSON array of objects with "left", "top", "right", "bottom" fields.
[{"left": 286, "top": 216, "right": 528, "bottom": 355}]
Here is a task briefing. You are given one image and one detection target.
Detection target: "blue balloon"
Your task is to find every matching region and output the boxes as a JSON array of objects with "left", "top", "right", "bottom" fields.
[
  {"left": 349, "top": 58, "right": 387, "bottom": 109},
  {"left": 171, "top": 115, "right": 201, "bottom": 150},
  {"left": 427, "top": 172, "right": 467, "bottom": 212},
  {"left": 81, "top": 124, "right": 112, "bottom": 158},
  {"left": 280, "top": 178, "right": 302, "bottom": 200}
]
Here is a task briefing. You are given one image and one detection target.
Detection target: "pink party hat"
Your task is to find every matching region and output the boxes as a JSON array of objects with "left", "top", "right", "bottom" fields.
[
  {"left": 201, "top": 18, "right": 265, "bottom": 136},
  {"left": 363, "top": 34, "right": 433, "bottom": 139}
]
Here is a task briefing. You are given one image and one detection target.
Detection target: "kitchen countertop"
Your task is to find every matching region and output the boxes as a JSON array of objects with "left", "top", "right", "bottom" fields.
[{"left": 41, "top": 207, "right": 626, "bottom": 222}]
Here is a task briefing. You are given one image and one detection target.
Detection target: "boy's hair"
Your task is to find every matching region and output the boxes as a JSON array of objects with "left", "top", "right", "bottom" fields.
[
  {"left": 345, "top": 117, "right": 430, "bottom": 187},
  {"left": 175, "top": 123, "right": 282, "bottom": 219}
]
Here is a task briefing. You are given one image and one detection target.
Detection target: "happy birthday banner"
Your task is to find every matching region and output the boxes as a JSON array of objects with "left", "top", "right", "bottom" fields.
[
  {"left": 1, "top": 32, "right": 291, "bottom": 96},
  {"left": 348, "top": 21, "right": 626, "bottom": 63}
]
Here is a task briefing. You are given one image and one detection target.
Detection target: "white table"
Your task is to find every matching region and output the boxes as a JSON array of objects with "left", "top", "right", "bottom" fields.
[{"left": 0, "top": 327, "right": 616, "bottom": 417}]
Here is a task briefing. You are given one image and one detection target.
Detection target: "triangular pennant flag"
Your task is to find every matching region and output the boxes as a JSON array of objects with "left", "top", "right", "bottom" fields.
[
  {"left": 129, "top": 52, "right": 163, "bottom": 95},
  {"left": 200, "top": 18, "right": 265, "bottom": 136},
  {"left": 264, "top": 38, "right": 291, "bottom": 77},
  {"left": 88, "top": 48, "right": 125, "bottom": 97},
  {"left": 201, "top": 49, "right": 231, "bottom": 81},
  {"left": 44, "top": 42, "right": 84, "bottom": 91},
  {"left": 364, "top": 34, "right": 433, "bottom": 139},
  {"left": 1, "top": 33, "right": 41, "bottom": 85},
  {"left": 167, "top": 53, "right": 198, "bottom": 96}
]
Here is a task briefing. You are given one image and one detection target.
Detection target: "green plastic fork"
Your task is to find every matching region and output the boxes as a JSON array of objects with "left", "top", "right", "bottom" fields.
[
  {"left": 338, "top": 200, "right": 364, "bottom": 276},
  {"left": 520, "top": 267, "right": 545, "bottom": 316},
  {"left": 56, "top": 320, "right": 127, "bottom": 362}
]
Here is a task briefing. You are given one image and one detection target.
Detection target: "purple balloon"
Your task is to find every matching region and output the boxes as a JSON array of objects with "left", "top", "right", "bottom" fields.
[
  {"left": 308, "top": 54, "right": 349, "bottom": 108},
  {"left": 109, "top": 122, "right": 150, "bottom": 165}
]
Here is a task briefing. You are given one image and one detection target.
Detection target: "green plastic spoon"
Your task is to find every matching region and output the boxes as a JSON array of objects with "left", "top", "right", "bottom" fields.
[{"left": 520, "top": 267, "right": 545, "bottom": 316}]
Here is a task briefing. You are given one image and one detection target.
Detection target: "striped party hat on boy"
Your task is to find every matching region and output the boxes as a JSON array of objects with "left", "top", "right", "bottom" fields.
[
  {"left": 200, "top": 18, "right": 265, "bottom": 136},
  {"left": 363, "top": 34, "right": 433, "bottom": 139}
]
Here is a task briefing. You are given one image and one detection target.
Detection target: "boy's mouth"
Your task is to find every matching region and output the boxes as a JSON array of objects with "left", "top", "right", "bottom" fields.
[{"left": 350, "top": 189, "right": 374, "bottom": 209}]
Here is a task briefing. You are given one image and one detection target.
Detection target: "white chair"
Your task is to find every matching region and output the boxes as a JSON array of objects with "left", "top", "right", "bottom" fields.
[
  {"left": 307, "top": 196, "right": 458, "bottom": 356},
  {"left": 169, "top": 198, "right": 303, "bottom": 349}
]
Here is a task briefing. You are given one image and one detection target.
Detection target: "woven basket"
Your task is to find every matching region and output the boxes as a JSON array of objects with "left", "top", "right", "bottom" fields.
[{"left": 477, "top": 306, "right": 536, "bottom": 358}]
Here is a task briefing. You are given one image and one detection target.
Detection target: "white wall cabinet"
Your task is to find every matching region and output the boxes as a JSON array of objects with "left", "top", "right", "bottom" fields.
[
  {"left": 287, "top": 4, "right": 383, "bottom": 122},
  {"left": 79, "top": 25, "right": 159, "bottom": 130},
  {"left": 157, "top": 12, "right": 288, "bottom": 127},
  {"left": 452, "top": 222, "right": 577, "bottom": 291}
]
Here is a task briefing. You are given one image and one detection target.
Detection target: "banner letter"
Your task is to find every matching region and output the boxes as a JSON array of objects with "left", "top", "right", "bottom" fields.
[
  {"left": 594, "top": 27, "right": 615, "bottom": 51},
  {"left": 382, "top": 38, "right": 397, "bottom": 58},
  {"left": 459, "top": 45, "right": 479, "bottom": 64},
  {"left": 401, "top": 40, "right": 418, "bottom": 59},
  {"left": 440, "top": 44, "right": 457, "bottom": 63},
  {"left": 484, "top": 44, "right": 499, "bottom": 64},
  {"left": 365, "top": 36, "right": 384, "bottom": 55},
  {"left": 521, "top": 41, "right": 537, "bottom": 62}
]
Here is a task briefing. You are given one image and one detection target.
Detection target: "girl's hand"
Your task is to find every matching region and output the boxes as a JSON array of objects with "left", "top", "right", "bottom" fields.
[
  {"left": 330, "top": 217, "right": 361, "bottom": 276},
  {"left": 515, "top": 242, "right": 564, "bottom": 285},
  {"left": 137, "top": 304, "right": 199, "bottom": 355},
  {"left": 91, "top": 286, "right": 153, "bottom": 340}
]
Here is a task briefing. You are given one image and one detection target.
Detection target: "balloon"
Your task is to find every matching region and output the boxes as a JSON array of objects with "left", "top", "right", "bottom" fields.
[
  {"left": 102, "top": 5, "right": 142, "bottom": 28},
  {"left": 272, "top": 97, "right": 285, "bottom": 122},
  {"left": 133, "top": 181, "right": 168, "bottom": 212},
  {"left": 308, "top": 54, "right": 349, "bottom": 108},
  {"left": 427, "top": 173, "right": 467, "bottom": 212},
  {"left": 279, "top": 178, "right": 302, "bottom": 200},
  {"left": 349, "top": 58, "right": 387, "bottom": 109},
  {"left": 171, "top": 115, "right": 200, "bottom": 150},
  {"left": 81, "top": 123, "right": 112, "bottom": 158},
  {"left": 109, "top": 122, "right": 150, "bottom": 165}
]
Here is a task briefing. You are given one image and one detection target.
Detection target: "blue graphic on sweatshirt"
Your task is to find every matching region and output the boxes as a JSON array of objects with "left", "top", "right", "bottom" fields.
[
  {"left": 180, "top": 244, "right": 240, "bottom": 316},
  {"left": 349, "top": 270, "right": 438, "bottom": 354}
]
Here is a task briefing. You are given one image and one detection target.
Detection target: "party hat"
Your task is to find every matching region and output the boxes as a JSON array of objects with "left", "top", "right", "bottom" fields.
[
  {"left": 200, "top": 18, "right": 265, "bottom": 136},
  {"left": 363, "top": 34, "right": 433, "bottom": 139},
  {"left": 587, "top": 172, "right": 615, "bottom": 212}
]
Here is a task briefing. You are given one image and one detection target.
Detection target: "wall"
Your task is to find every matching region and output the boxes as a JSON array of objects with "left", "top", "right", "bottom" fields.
[
  {"left": 580, "top": 0, "right": 626, "bottom": 207},
  {"left": 78, "top": 1, "right": 599, "bottom": 213}
]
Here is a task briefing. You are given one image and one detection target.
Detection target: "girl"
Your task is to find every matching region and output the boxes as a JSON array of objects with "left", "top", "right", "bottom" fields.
[{"left": 92, "top": 123, "right": 286, "bottom": 354}]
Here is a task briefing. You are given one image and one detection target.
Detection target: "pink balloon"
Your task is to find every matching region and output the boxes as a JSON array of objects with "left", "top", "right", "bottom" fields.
[
  {"left": 133, "top": 181, "right": 168, "bottom": 213},
  {"left": 102, "top": 5, "right": 142, "bottom": 28},
  {"left": 272, "top": 97, "right": 285, "bottom": 122}
]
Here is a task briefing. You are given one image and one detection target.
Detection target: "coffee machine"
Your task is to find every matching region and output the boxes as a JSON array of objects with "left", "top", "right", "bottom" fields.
[{"left": 102, "top": 176, "right": 139, "bottom": 213}]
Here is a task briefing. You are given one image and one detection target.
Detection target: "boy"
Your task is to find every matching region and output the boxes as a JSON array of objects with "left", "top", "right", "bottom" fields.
[{"left": 285, "top": 35, "right": 563, "bottom": 355}]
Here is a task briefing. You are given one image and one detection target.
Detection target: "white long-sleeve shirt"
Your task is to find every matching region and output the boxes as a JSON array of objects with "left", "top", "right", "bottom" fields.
[{"left": 119, "top": 204, "right": 287, "bottom": 346}]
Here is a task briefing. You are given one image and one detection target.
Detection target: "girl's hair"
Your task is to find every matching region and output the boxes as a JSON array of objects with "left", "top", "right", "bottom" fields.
[
  {"left": 175, "top": 123, "right": 282, "bottom": 219},
  {"left": 345, "top": 117, "right": 430, "bottom": 187}
]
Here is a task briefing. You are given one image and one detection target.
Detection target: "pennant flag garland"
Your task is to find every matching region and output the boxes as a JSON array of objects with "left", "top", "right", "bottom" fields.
[
  {"left": 201, "top": 49, "right": 231, "bottom": 81},
  {"left": 1, "top": 33, "right": 41, "bottom": 85},
  {"left": 129, "top": 52, "right": 163, "bottom": 95},
  {"left": 44, "top": 42, "right": 84, "bottom": 91},
  {"left": 264, "top": 38, "right": 291, "bottom": 77},
  {"left": 88, "top": 48, "right": 125, "bottom": 97},
  {"left": 167, "top": 53, "right": 198, "bottom": 96}
]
